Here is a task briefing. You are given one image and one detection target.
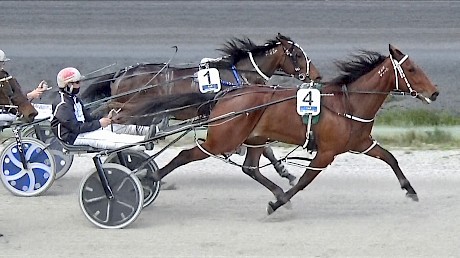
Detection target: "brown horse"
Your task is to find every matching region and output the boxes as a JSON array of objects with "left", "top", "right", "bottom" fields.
[
  {"left": 81, "top": 34, "right": 321, "bottom": 185},
  {"left": 0, "top": 69, "right": 38, "bottom": 123},
  {"left": 148, "top": 44, "right": 439, "bottom": 214},
  {"left": 82, "top": 33, "right": 321, "bottom": 125}
]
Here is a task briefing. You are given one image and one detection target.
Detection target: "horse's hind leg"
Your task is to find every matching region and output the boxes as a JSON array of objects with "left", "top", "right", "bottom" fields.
[
  {"left": 267, "top": 150, "right": 334, "bottom": 214},
  {"left": 243, "top": 147, "right": 288, "bottom": 205},
  {"left": 364, "top": 144, "right": 418, "bottom": 201},
  {"left": 262, "top": 146, "right": 297, "bottom": 186},
  {"left": 151, "top": 146, "right": 209, "bottom": 182}
]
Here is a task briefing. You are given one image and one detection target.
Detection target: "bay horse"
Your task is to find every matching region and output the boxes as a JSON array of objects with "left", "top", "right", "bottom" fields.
[
  {"left": 0, "top": 69, "right": 38, "bottom": 123},
  {"left": 82, "top": 33, "right": 321, "bottom": 124},
  {"left": 147, "top": 44, "right": 439, "bottom": 214},
  {"left": 80, "top": 33, "right": 321, "bottom": 185}
]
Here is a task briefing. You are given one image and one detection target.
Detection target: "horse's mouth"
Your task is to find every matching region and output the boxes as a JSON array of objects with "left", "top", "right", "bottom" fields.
[
  {"left": 419, "top": 95, "right": 432, "bottom": 104},
  {"left": 418, "top": 91, "right": 439, "bottom": 104}
]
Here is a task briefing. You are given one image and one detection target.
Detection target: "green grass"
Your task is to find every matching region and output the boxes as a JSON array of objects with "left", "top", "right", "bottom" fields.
[
  {"left": 375, "top": 109, "right": 460, "bottom": 126},
  {"left": 374, "top": 128, "right": 460, "bottom": 149}
]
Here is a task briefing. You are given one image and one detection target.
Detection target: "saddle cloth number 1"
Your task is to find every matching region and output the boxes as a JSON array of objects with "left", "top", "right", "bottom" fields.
[
  {"left": 198, "top": 68, "right": 222, "bottom": 93},
  {"left": 296, "top": 88, "right": 321, "bottom": 116}
]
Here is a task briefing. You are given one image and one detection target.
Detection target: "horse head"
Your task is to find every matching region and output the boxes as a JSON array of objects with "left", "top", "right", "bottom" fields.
[
  {"left": 389, "top": 44, "right": 439, "bottom": 103},
  {"left": 0, "top": 70, "right": 38, "bottom": 123},
  {"left": 276, "top": 33, "right": 322, "bottom": 82},
  {"left": 217, "top": 34, "right": 321, "bottom": 85}
]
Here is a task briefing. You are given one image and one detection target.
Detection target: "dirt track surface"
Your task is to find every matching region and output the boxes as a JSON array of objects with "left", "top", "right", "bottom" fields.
[{"left": 1, "top": 147, "right": 460, "bottom": 257}]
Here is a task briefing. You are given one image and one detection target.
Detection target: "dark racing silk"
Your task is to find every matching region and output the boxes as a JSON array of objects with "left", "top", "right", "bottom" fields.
[{"left": 51, "top": 90, "right": 100, "bottom": 144}]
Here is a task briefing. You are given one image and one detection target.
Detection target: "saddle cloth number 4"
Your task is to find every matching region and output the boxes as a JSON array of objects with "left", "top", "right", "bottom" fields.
[
  {"left": 296, "top": 88, "right": 321, "bottom": 116},
  {"left": 198, "top": 68, "right": 221, "bottom": 93}
]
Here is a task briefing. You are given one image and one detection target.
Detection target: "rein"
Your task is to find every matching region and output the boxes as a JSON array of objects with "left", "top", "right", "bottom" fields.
[
  {"left": 84, "top": 74, "right": 196, "bottom": 108},
  {"left": 113, "top": 46, "right": 179, "bottom": 113},
  {"left": 118, "top": 87, "right": 293, "bottom": 120},
  {"left": 80, "top": 63, "right": 117, "bottom": 82},
  {"left": 84, "top": 47, "right": 180, "bottom": 109}
]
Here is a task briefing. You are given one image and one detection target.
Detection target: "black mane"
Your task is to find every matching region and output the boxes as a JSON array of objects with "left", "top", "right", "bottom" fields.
[
  {"left": 216, "top": 34, "right": 293, "bottom": 67},
  {"left": 330, "top": 50, "right": 387, "bottom": 85}
]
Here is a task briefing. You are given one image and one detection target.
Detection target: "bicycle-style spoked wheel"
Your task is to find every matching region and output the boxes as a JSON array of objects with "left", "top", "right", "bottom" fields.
[
  {"left": 0, "top": 137, "right": 56, "bottom": 196},
  {"left": 79, "top": 163, "right": 143, "bottom": 229},
  {"left": 22, "top": 123, "right": 73, "bottom": 179},
  {"left": 104, "top": 150, "right": 160, "bottom": 208}
]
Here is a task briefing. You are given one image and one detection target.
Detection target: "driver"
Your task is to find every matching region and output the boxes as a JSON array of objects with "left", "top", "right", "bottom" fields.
[{"left": 50, "top": 67, "right": 154, "bottom": 150}]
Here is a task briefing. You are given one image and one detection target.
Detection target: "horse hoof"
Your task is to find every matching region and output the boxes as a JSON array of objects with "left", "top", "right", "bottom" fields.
[
  {"left": 267, "top": 201, "right": 276, "bottom": 215},
  {"left": 406, "top": 193, "right": 419, "bottom": 202},
  {"left": 283, "top": 201, "right": 292, "bottom": 210}
]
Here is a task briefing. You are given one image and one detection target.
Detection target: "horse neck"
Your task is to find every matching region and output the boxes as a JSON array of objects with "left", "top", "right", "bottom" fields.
[
  {"left": 346, "top": 57, "right": 395, "bottom": 118},
  {"left": 8, "top": 77, "right": 31, "bottom": 106},
  {"left": 0, "top": 72, "right": 17, "bottom": 105},
  {"left": 0, "top": 76, "right": 37, "bottom": 121}
]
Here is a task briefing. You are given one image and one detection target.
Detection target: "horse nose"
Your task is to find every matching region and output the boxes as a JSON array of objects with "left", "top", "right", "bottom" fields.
[{"left": 430, "top": 91, "right": 439, "bottom": 101}]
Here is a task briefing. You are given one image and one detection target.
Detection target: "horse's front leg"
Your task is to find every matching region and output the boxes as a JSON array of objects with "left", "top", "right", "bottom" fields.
[
  {"left": 267, "top": 151, "right": 334, "bottom": 214},
  {"left": 262, "top": 146, "right": 297, "bottom": 186},
  {"left": 364, "top": 143, "right": 418, "bottom": 201},
  {"left": 242, "top": 147, "right": 289, "bottom": 205}
]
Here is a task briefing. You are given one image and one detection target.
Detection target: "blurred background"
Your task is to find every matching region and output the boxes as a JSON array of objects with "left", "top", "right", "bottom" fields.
[{"left": 2, "top": 1, "right": 459, "bottom": 115}]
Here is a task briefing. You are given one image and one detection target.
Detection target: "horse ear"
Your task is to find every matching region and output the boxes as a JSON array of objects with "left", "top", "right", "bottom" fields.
[
  {"left": 276, "top": 33, "right": 288, "bottom": 44},
  {"left": 389, "top": 44, "right": 403, "bottom": 57}
]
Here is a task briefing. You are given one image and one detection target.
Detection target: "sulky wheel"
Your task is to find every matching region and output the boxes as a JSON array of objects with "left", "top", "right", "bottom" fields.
[
  {"left": 0, "top": 137, "right": 56, "bottom": 196},
  {"left": 22, "top": 123, "right": 73, "bottom": 179},
  {"left": 79, "top": 163, "right": 144, "bottom": 229},
  {"left": 104, "top": 150, "right": 160, "bottom": 208}
]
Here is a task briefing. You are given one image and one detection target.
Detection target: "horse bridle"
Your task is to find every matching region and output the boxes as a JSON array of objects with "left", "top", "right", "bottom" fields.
[
  {"left": 247, "top": 41, "right": 312, "bottom": 82},
  {"left": 283, "top": 41, "right": 311, "bottom": 82},
  {"left": 329, "top": 54, "right": 419, "bottom": 124},
  {"left": 390, "top": 54, "right": 418, "bottom": 98}
]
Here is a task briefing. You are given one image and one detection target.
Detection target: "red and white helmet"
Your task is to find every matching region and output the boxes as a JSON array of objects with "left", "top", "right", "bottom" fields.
[
  {"left": 0, "top": 49, "right": 10, "bottom": 62},
  {"left": 57, "top": 67, "right": 82, "bottom": 88}
]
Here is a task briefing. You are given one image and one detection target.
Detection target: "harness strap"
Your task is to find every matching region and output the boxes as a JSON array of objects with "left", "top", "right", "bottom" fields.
[
  {"left": 302, "top": 114, "right": 313, "bottom": 148},
  {"left": 0, "top": 76, "right": 12, "bottom": 82},
  {"left": 248, "top": 52, "right": 270, "bottom": 81},
  {"left": 349, "top": 139, "right": 378, "bottom": 154},
  {"left": 342, "top": 113, "right": 375, "bottom": 123},
  {"left": 231, "top": 65, "right": 242, "bottom": 86}
]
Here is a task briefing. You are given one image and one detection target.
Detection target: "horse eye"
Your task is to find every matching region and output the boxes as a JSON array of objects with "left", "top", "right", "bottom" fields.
[{"left": 408, "top": 67, "right": 415, "bottom": 73}]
